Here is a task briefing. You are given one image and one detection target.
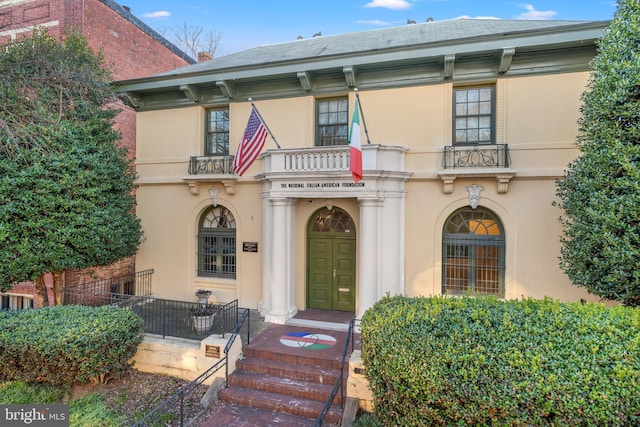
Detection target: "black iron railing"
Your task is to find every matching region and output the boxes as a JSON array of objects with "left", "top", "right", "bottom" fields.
[
  {"left": 119, "top": 296, "right": 237, "bottom": 340},
  {"left": 314, "top": 318, "right": 360, "bottom": 427},
  {"left": 62, "top": 269, "right": 153, "bottom": 306},
  {"left": 188, "top": 155, "right": 235, "bottom": 175},
  {"left": 132, "top": 308, "right": 251, "bottom": 427},
  {"left": 443, "top": 144, "right": 510, "bottom": 169},
  {"left": 64, "top": 279, "right": 238, "bottom": 340}
]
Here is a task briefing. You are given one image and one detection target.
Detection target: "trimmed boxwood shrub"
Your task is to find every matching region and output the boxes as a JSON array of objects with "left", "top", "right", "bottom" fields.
[
  {"left": 361, "top": 295, "right": 640, "bottom": 426},
  {"left": 0, "top": 305, "right": 144, "bottom": 387}
]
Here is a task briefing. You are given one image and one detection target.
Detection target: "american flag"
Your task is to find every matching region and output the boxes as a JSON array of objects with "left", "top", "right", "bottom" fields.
[{"left": 233, "top": 107, "right": 268, "bottom": 176}]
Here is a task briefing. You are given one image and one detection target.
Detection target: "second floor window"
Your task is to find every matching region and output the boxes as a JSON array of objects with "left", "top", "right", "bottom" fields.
[
  {"left": 454, "top": 86, "right": 495, "bottom": 145},
  {"left": 316, "top": 97, "right": 348, "bottom": 146},
  {"left": 206, "top": 108, "right": 229, "bottom": 155}
]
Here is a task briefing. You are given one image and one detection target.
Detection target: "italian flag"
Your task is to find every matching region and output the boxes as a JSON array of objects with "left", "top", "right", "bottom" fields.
[{"left": 349, "top": 98, "right": 363, "bottom": 182}]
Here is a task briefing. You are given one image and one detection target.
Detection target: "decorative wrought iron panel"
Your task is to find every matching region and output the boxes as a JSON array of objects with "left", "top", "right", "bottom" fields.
[
  {"left": 188, "top": 156, "right": 235, "bottom": 175},
  {"left": 442, "top": 144, "right": 510, "bottom": 169}
]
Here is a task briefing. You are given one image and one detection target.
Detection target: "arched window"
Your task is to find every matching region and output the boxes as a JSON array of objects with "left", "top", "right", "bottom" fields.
[
  {"left": 442, "top": 207, "right": 505, "bottom": 297},
  {"left": 198, "top": 205, "right": 236, "bottom": 279},
  {"left": 309, "top": 207, "right": 355, "bottom": 234}
]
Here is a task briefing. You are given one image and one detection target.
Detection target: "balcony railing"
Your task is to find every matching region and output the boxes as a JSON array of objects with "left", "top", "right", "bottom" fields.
[
  {"left": 261, "top": 144, "right": 408, "bottom": 176},
  {"left": 282, "top": 148, "right": 350, "bottom": 172},
  {"left": 443, "top": 144, "right": 510, "bottom": 169},
  {"left": 188, "top": 155, "right": 235, "bottom": 175}
]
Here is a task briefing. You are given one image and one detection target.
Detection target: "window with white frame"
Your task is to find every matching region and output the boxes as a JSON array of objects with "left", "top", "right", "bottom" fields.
[
  {"left": 197, "top": 205, "right": 236, "bottom": 279},
  {"left": 453, "top": 86, "right": 495, "bottom": 145},
  {"left": 206, "top": 107, "right": 230, "bottom": 155},
  {"left": 316, "top": 97, "right": 349, "bottom": 146},
  {"left": 442, "top": 207, "right": 505, "bottom": 297}
]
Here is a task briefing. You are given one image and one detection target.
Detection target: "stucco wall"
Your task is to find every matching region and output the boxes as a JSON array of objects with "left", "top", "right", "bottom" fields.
[{"left": 133, "top": 69, "right": 595, "bottom": 311}]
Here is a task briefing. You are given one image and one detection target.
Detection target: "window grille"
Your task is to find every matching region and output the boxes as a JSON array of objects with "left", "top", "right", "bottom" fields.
[
  {"left": 442, "top": 208, "right": 505, "bottom": 297},
  {"left": 198, "top": 206, "right": 236, "bottom": 279}
]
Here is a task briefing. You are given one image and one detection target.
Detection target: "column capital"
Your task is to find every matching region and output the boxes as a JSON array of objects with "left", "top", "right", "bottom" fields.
[
  {"left": 357, "top": 196, "right": 384, "bottom": 207},
  {"left": 268, "top": 197, "right": 296, "bottom": 206}
]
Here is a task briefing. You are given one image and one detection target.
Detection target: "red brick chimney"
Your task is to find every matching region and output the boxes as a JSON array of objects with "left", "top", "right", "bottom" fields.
[{"left": 198, "top": 51, "right": 213, "bottom": 62}]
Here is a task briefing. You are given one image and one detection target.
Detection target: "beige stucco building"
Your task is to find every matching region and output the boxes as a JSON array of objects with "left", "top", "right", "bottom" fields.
[{"left": 115, "top": 18, "right": 609, "bottom": 323}]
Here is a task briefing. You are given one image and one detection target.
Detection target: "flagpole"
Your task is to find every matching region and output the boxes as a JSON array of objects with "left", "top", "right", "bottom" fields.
[
  {"left": 248, "top": 98, "right": 281, "bottom": 149},
  {"left": 354, "top": 88, "right": 371, "bottom": 144}
]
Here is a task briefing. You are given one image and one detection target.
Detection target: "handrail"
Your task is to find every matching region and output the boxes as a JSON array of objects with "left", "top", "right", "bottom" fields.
[
  {"left": 314, "top": 317, "right": 357, "bottom": 427},
  {"left": 132, "top": 307, "right": 251, "bottom": 427},
  {"left": 224, "top": 308, "right": 250, "bottom": 386}
]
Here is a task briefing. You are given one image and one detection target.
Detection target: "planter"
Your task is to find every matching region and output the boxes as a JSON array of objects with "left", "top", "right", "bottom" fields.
[
  {"left": 195, "top": 290, "right": 212, "bottom": 306},
  {"left": 192, "top": 313, "right": 215, "bottom": 333}
]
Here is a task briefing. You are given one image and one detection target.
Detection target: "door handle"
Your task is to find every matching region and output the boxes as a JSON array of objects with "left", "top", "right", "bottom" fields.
[{"left": 333, "top": 269, "right": 336, "bottom": 278}]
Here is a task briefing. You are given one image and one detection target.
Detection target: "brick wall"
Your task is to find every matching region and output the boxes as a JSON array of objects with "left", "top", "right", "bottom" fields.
[
  {"left": 84, "top": 0, "right": 191, "bottom": 80},
  {"left": 0, "top": 0, "right": 191, "bottom": 302}
]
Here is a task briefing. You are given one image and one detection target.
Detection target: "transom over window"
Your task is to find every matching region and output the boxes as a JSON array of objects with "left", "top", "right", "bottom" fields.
[
  {"left": 454, "top": 86, "right": 495, "bottom": 145},
  {"left": 198, "top": 205, "right": 236, "bottom": 278},
  {"left": 442, "top": 207, "right": 505, "bottom": 297},
  {"left": 206, "top": 108, "right": 229, "bottom": 156},
  {"left": 316, "top": 97, "right": 348, "bottom": 146}
]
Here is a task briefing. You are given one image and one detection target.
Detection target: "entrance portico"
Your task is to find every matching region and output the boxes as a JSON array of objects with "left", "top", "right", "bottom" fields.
[{"left": 257, "top": 145, "right": 410, "bottom": 323}]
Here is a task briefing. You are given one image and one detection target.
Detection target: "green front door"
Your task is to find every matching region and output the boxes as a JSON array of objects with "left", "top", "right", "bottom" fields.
[{"left": 307, "top": 208, "right": 356, "bottom": 312}]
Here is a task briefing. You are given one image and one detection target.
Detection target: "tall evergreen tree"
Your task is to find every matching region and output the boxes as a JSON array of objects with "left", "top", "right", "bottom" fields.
[
  {"left": 556, "top": 0, "right": 640, "bottom": 305},
  {"left": 0, "top": 28, "right": 142, "bottom": 305}
]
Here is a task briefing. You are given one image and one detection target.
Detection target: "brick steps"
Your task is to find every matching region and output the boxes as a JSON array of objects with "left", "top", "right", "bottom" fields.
[
  {"left": 236, "top": 356, "right": 342, "bottom": 385},
  {"left": 218, "top": 387, "right": 343, "bottom": 424},
  {"left": 219, "top": 344, "right": 345, "bottom": 424}
]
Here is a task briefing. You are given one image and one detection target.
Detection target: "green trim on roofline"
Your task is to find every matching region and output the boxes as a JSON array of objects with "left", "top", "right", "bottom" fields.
[{"left": 113, "top": 19, "right": 608, "bottom": 111}]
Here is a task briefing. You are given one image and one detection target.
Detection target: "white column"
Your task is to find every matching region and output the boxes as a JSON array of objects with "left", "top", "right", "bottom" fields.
[
  {"left": 380, "top": 190, "right": 406, "bottom": 297},
  {"left": 258, "top": 193, "right": 272, "bottom": 317},
  {"left": 357, "top": 197, "right": 383, "bottom": 318},
  {"left": 265, "top": 197, "right": 297, "bottom": 324}
]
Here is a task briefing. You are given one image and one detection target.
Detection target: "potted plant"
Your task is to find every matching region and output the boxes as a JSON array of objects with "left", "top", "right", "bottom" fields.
[
  {"left": 195, "top": 289, "right": 212, "bottom": 305},
  {"left": 190, "top": 303, "right": 217, "bottom": 333}
]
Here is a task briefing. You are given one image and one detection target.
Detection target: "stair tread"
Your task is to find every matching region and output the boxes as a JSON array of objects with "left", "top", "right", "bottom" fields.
[
  {"left": 243, "top": 347, "right": 343, "bottom": 369},
  {"left": 219, "top": 386, "right": 343, "bottom": 423},
  {"left": 237, "top": 356, "right": 342, "bottom": 382},
  {"left": 228, "top": 370, "right": 341, "bottom": 403}
]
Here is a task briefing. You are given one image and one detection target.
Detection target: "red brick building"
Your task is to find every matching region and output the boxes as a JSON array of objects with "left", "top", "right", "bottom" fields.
[{"left": 0, "top": 0, "right": 195, "bottom": 307}]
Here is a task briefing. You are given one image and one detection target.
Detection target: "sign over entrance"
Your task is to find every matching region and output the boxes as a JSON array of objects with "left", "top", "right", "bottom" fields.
[{"left": 279, "top": 181, "right": 366, "bottom": 191}]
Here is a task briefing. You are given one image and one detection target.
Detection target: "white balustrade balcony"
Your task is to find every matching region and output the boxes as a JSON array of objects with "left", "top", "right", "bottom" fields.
[{"left": 260, "top": 144, "right": 407, "bottom": 176}]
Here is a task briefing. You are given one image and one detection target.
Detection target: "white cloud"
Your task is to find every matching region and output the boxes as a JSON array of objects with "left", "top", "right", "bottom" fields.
[
  {"left": 455, "top": 15, "right": 501, "bottom": 20},
  {"left": 516, "top": 4, "right": 557, "bottom": 20},
  {"left": 357, "top": 19, "right": 392, "bottom": 26},
  {"left": 364, "top": 0, "right": 412, "bottom": 10},
  {"left": 141, "top": 11, "right": 171, "bottom": 19}
]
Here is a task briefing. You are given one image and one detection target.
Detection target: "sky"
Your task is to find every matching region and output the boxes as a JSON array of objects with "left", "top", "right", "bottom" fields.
[{"left": 120, "top": 0, "right": 619, "bottom": 56}]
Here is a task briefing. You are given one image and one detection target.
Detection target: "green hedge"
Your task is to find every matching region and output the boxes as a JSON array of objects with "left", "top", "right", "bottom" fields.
[
  {"left": 360, "top": 295, "right": 640, "bottom": 426},
  {"left": 0, "top": 305, "right": 144, "bottom": 387}
]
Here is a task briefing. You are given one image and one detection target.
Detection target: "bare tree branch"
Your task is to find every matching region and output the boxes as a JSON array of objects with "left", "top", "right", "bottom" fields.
[{"left": 170, "top": 23, "right": 224, "bottom": 59}]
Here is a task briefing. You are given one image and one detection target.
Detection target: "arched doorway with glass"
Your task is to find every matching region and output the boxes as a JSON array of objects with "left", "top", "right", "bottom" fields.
[
  {"left": 306, "top": 207, "right": 356, "bottom": 312},
  {"left": 442, "top": 207, "right": 505, "bottom": 297}
]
